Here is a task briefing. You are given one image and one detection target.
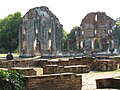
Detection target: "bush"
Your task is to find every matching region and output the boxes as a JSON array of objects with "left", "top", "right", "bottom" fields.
[{"left": 0, "top": 69, "right": 24, "bottom": 90}]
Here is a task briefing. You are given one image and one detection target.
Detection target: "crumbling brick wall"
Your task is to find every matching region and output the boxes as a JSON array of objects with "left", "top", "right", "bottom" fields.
[
  {"left": 24, "top": 73, "right": 82, "bottom": 90},
  {"left": 0, "top": 57, "right": 118, "bottom": 72},
  {"left": 19, "top": 6, "right": 63, "bottom": 57},
  {"left": 0, "top": 59, "right": 34, "bottom": 69},
  {"left": 96, "top": 76, "right": 120, "bottom": 89},
  {"left": 94, "top": 59, "right": 117, "bottom": 71},
  {"left": 77, "top": 12, "right": 116, "bottom": 52},
  {"left": 43, "top": 65, "right": 90, "bottom": 74}
]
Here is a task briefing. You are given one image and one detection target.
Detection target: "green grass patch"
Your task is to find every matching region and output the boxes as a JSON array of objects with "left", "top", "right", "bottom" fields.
[
  {"left": 0, "top": 54, "right": 7, "bottom": 57},
  {"left": 0, "top": 53, "right": 19, "bottom": 57}
]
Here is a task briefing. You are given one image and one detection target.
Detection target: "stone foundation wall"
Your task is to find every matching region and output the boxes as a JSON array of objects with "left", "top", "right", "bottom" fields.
[
  {"left": 113, "top": 57, "right": 120, "bottom": 68},
  {"left": 34, "top": 57, "right": 95, "bottom": 69},
  {"left": 112, "top": 77, "right": 120, "bottom": 89},
  {"left": 11, "top": 67, "right": 36, "bottom": 76},
  {"left": 24, "top": 73, "right": 82, "bottom": 90},
  {"left": 43, "top": 65, "right": 90, "bottom": 74},
  {"left": 0, "top": 57, "right": 94, "bottom": 69},
  {"left": 0, "top": 59, "right": 34, "bottom": 69},
  {"left": 0, "top": 57, "right": 118, "bottom": 71},
  {"left": 94, "top": 59, "right": 117, "bottom": 71},
  {"left": 96, "top": 76, "right": 120, "bottom": 89},
  {"left": 69, "top": 57, "right": 94, "bottom": 69},
  {"left": 96, "top": 78, "right": 112, "bottom": 89}
]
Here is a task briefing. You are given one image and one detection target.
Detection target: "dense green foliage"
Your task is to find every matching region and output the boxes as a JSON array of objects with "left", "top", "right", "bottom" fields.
[
  {"left": 62, "top": 29, "right": 68, "bottom": 50},
  {"left": 94, "top": 39, "right": 100, "bottom": 49},
  {"left": 67, "top": 26, "right": 79, "bottom": 50},
  {"left": 62, "top": 26, "right": 79, "bottom": 51},
  {"left": 0, "top": 69, "right": 24, "bottom": 90},
  {"left": 116, "top": 17, "right": 120, "bottom": 46},
  {"left": 0, "top": 12, "right": 22, "bottom": 53}
]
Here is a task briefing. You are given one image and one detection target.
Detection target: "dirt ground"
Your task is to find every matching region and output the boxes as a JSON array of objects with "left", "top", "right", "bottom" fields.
[{"left": 80, "top": 71, "right": 120, "bottom": 90}]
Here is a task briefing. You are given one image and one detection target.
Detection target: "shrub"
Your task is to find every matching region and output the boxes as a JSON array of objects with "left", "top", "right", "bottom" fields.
[{"left": 0, "top": 69, "right": 24, "bottom": 90}]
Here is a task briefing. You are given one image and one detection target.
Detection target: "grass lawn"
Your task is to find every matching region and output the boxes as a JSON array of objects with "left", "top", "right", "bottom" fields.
[{"left": 0, "top": 53, "right": 19, "bottom": 57}]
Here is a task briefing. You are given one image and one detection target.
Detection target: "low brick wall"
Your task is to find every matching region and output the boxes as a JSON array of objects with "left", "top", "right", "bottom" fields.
[
  {"left": 34, "top": 57, "right": 94, "bottom": 69},
  {"left": 59, "top": 57, "right": 94, "bottom": 68},
  {"left": 113, "top": 57, "right": 120, "bottom": 69},
  {"left": 0, "top": 57, "right": 94, "bottom": 70},
  {"left": 96, "top": 76, "right": 120, "bottom": 89},
  {"left": 24, "top": 73, "right": 82, "bottom": 90},
  {"left": 94, "top": 59, "right": 117, "bottom": 71},
  {"left": 34, "top": 59, "right": 49, "bottom": 67},
  {"left": 43, "top": 65, "right": 90, "bottom": 74},
  {"left": 43, "top": 65, "right": 59, "bottom": 74},
  {"left": 59, "top": 59, "right": 69, "bottom": 66},
  {"left": 112, "top": 76, "right": 120, "bottom": 89},
  {"left": 96, "top": 78, "right": 112, "bottom": 89},
  {"left": 69, "top": 57, "right": 95, "bottom": 69},
  {"left": 64, "top": 65, "right": 90, "bottom": 73},
  {"left": 0, "top": 61, "right": 8, "bottom": 68},
  {"left": 0, "top": 59, "right": 34, "bottom": 69},
  {"left": 0, "top": 57, "right": 118, "bottom": 72},
  {"left": 11, "top": 67, "right": 36, "bottom": 76}
]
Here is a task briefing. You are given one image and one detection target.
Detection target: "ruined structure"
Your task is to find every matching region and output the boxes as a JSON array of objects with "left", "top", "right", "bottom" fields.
[
  {"left": 19, "top": 6, "right": 63, "bottom": 57},
  {"left": 76, "top": 12, "right": 118, "bottom": 53},
  {"left": 96, "top": 76, "right": 120, "bottom": 89}
]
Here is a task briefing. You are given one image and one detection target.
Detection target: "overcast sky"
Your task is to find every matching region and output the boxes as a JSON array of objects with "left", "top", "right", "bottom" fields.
[{"left": 0, "top": 0, "right": 120, "bottom": 32}]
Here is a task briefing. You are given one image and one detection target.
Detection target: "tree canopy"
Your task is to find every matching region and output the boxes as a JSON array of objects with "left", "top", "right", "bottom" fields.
[
  {"left": 0, "top": 12, "right": 22, "bottom": 53},
  {"left": 62, "top": 29, "right": 68, "bottom": 50},
  {"left": 67, "top": 26, "right": 79, "bottom": 50},
  {"left": 115, "top": 17, "right": 120, "bottom": 47},
  {"left": 62, "top": 26, "right": 79, "bottom": 51}
]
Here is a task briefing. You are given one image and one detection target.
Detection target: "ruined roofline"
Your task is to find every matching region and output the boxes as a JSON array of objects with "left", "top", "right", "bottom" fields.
[
  {"left": 22, "top": 6, "right": 62, "bottom": 29},
  {"left": 80, "top": 11, "right": 115, "bottom": 26},
  {"left": 85, "top": 11, "right": 106, "bottom": 16},
  {"left": 23, "top": 6, "right": 48, "bottom": 18},
  {"left": 96, "top": 12, "right": 114, "bottom": 21}
]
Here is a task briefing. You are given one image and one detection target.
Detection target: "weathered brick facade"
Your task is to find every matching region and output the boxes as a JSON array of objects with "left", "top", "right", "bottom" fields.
[
  {"left": 19, "top": 6, "right": 63, "bottom": 57},
  {"left": 76, "top": 12, "right": 118, "bottom": 53}
]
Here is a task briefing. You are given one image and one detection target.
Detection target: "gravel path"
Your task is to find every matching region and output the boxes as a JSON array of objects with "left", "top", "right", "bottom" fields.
[{"left": 80, "top": 71, "right": 120, "bottom": 90}]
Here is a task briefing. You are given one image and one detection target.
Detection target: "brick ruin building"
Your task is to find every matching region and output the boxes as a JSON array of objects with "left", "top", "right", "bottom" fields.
[
  {"left": 19, "top": 6, "right": 63, "bottom": 57},
  {"left": 76, "top": 12, "right": 118, "bottom": 53}
]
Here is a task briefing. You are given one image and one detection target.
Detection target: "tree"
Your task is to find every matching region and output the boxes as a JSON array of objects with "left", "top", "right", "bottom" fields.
[
  {"left": 66, "top": 26, "right": 79, "bottom": 50},
  {"left": 0, "top": 12, "right": 22, "bottom": 53},
  {"left": 62, "top": 29, "right": 68, "bottom": 51},
  {"left": 94, "top": 38, "right": 100, "bottom": 49},
  {"left": 115, "top": 17, "right": 120, "bottom": 47}
]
